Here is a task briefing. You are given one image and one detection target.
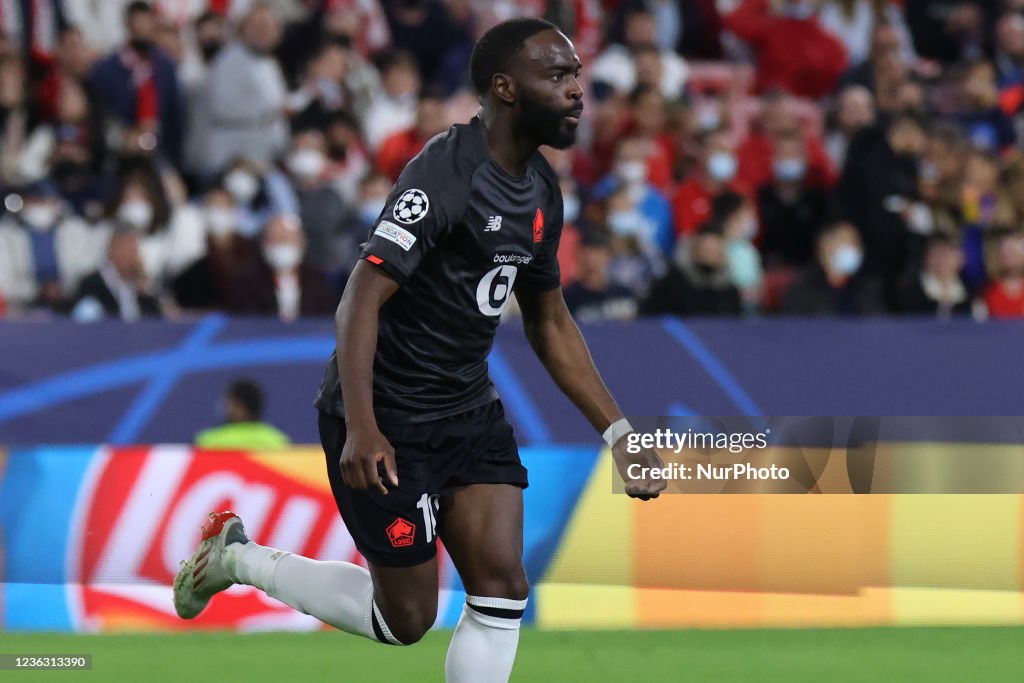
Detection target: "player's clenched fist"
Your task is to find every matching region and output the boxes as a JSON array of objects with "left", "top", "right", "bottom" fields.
[
  {"left": 340, "top": 427, "right": 399, "bottom": 495},
  {"left": 611, "top": 438, "right": 667, "bottom": 501}
]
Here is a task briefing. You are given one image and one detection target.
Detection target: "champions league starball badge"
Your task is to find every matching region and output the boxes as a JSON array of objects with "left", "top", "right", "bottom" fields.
[{"left": 393, "top": 189, "right": 430, "bottom": 224}]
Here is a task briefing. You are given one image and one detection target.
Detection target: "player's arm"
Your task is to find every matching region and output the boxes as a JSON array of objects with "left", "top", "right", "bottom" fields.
[
  {"left": 516, "top": 285, "right": 666, "bottom": 500},
  {"left": 334, "top": 260, "right": 400, "bottom": 495}
]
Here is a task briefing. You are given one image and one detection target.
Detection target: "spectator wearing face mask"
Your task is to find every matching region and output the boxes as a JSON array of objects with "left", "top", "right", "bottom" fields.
[
  {"left": 376, "top": 88, "right": 451, "bottom": 182},
  {"left": 71, "top": 227, "right": 162, "bottom": 321},
  {"left": 982, "top": 228, "right": 1024, "bottom": 318},
  {"left": 736, "top": 92, "right": 837, "bottom": 194},
  {"left": 757, "top": 129, "right": 830, "bottom": 269},
  {"left": 0, "top": 181, "right": 105, "bottom": 312},
  {"left": 89, "top": 1, "right": 184, "bottom": 169},
  {"left": 897, "top": 232, "right": 972, "bottom": 318},
  {"left": 563, "top": 229, "right": 638, "bottom": 323},
  {"left": 640, "top": 226, "right": 742, "bottom": 317},
  {"left": 603, "top": 185, "right": 665, "bottom": 297},
  {"left": 220, "top": 156, "right": 300, "bottom": 238},
  {"left": 673, "top": 128, "right": 744, "bottom": 238},
  {"left": 781, "top": 221, "right": 884, "bottom": 315},
  {"left": 201, "top": 3, "right": 288, "bottom": 173},
  {"left": 592, "top": 136, "right": 675, "bottom": 257},
  {"left": 286, "top": 128, "right": 356, "bottom": 281},
  {"left": 705, "top": 192, "right": 764, "bottom": 314},
  {"left": 835, "top": 111, "right": 928, "bottom": 300},
  {"left": 723, "top": 0, "right": 847, "bottom": 99},
  {"left": 101, "top": 161, "right": 205, "bottom": 286},
  {"left": 224, "top": 213, "right": 336, "bottom": 320},
  {"left": 173, "top": 185, "right": 261, "bottom": 310}
]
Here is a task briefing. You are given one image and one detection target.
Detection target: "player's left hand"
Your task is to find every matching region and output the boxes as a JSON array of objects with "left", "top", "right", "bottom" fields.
[{"left": 611, "top": 438, "right": 667, "bottom": 501}]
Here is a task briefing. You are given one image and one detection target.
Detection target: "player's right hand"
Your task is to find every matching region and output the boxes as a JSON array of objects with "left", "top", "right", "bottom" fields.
[
  {"left": 611, "top": 438, "right": 667, "bottom": 501},
  {"left": 340, "top": 426, "right": 399, "bottom": 495}
]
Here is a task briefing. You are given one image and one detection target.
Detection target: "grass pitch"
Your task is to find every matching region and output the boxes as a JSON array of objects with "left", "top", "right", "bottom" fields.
[{"left": 2, "top": 626, "right": 1022, "bottom": 682}]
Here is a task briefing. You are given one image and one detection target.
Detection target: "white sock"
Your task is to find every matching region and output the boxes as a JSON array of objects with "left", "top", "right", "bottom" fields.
[
  {"left": 445, "top": 595, "right": 527, "bottom": 683},
  {"left": 223, "top": 541, "right": 403, "bottom": 645}
]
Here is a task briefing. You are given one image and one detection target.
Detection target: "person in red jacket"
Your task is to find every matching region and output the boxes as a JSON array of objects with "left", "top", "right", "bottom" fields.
[
  {"left": 672, "top": 127, "right": 747, "bottom": 237},
  {"left": 737, "top": 91, "right": 837, "bottom": 192},
  {"left": 723, "top": 0, "right": 848, "bottom": 99},
  {"left": 984, "top": 229, "right": 1024, "bottom": 318},
  {"left": 375, "top": 88, "right": 450, "bottom": 182}
]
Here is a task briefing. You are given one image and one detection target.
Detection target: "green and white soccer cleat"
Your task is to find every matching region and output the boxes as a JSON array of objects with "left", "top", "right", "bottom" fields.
[{"left": 173, "top": 510, "right": 249, "bottom": 619}]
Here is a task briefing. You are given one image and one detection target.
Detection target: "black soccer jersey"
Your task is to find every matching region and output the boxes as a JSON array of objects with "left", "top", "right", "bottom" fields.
[{"left": 315, "top": 116, "right": 564, "bottom": 424}]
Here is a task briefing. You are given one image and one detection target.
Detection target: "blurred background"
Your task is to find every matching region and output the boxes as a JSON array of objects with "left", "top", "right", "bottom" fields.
[
  {"left": 4, "top": 0, "right": 1024, "bottom": 321},
  {"left": 1, "top": 1, "right": 1023, "bottom": 676}
]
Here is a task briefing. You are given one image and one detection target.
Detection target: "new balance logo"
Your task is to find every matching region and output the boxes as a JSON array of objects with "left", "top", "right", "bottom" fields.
[{"left": 484, "top": 216, "right": 503, "bottom": 232}]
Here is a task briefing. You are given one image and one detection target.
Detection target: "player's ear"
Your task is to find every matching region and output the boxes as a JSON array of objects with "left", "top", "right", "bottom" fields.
[{"left": 493, "top": 72, "right": 516, "bottom": 106}]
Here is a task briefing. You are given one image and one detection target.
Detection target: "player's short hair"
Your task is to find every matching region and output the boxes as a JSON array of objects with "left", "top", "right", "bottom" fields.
[
  {"left": 227, "top": 379, "right": 265, "bottom": 421},
  {"left": 470, "top": 18, "right": 559, "bottom": 96}
]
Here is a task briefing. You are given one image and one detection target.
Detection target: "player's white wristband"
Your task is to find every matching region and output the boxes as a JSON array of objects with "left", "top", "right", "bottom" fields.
[{"left": 602, "top": 418, "right": 634, "bottom": 448}]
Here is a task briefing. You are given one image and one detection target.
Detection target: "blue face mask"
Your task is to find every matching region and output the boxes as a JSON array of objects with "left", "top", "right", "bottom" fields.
[
  {"left": 830, "top": 244, "right": 863, "bottom": 276},
  {"left": 707, "top": 152, "right": 737, "bottom": 183},
  {"left": 774, "top": 158, "right": 807, "bottom": 183}
]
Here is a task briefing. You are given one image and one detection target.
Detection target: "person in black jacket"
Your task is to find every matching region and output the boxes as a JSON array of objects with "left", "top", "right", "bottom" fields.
[
  {"left": 640, "top": 226, "right": 741, "bottom": 317},
  {"left": 757, "top": 128, "right": 830, "bottom": 269},
  {"left": 71, "top": 229, "right": 162, "bottom": 321},
  {"left": 223, "top": 213, "right": 336, "bottom": 320},
  {"left": 897, "top": 232, "right": 973, "bottom": 317},
  {"left": 833, "top": 111, "right": 927, "bottom": 306},
  {"left": 781, "top": 221, "right": 885, "bottom": 316}
]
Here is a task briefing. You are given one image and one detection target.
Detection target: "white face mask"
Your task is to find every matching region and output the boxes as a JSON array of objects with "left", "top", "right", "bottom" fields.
[
  {"left": 117, "top": 198, "right": 154, "bottom": 230},
  {"left": 264, "top": 243, "right": 303, "bottom": 271},
  {"left": 21, "top": 203, "right": 60, "bottom": 231},
  {"left": 616, "top": 160, "right": 647, "bottom": 186},
  {"left": 225, "top": 170, "right": 260, "bottom": 204},
  {"left": 607, "top": 209, "right": 641, "bottom": 236},
  {"left": 707, "top": 152, "right": 737, "bottom": 183},
  {"left": 205, "top": 206, "right": 237, "bottom": 237},
  {"left": 563, "top": 194, "right": 581, "bottom": 224},
  {"left": 287, "top": 149, "right": 327, "bottom": 180},
  {"left": 830, "top": 244, "right": 863, "bottom": 276},
  {"left": 358, "top": 198, "right": 386, "bottom": 225}
]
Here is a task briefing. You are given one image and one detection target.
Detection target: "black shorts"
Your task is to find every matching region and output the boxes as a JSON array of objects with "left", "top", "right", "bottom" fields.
[{"left": 319, "top": 399, "right": 528, "bottom": 567}]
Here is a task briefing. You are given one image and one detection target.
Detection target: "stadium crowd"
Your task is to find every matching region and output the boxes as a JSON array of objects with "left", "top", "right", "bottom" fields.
[{"left": 2, "top": 0, "right": 1024, "bottom": 322}]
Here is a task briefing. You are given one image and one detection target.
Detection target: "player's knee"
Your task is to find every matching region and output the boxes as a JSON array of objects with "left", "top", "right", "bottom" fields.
[
  {"left": 470, "top": 564, "right": 530, "bottom": 601},
  {"left": 380, "top": 601, "right": 436, "bottom": 645}
]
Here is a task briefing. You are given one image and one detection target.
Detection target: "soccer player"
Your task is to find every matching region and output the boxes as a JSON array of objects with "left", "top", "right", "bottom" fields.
[{"left": 174, "top": 18, "right": 665, "bottom": 682}]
